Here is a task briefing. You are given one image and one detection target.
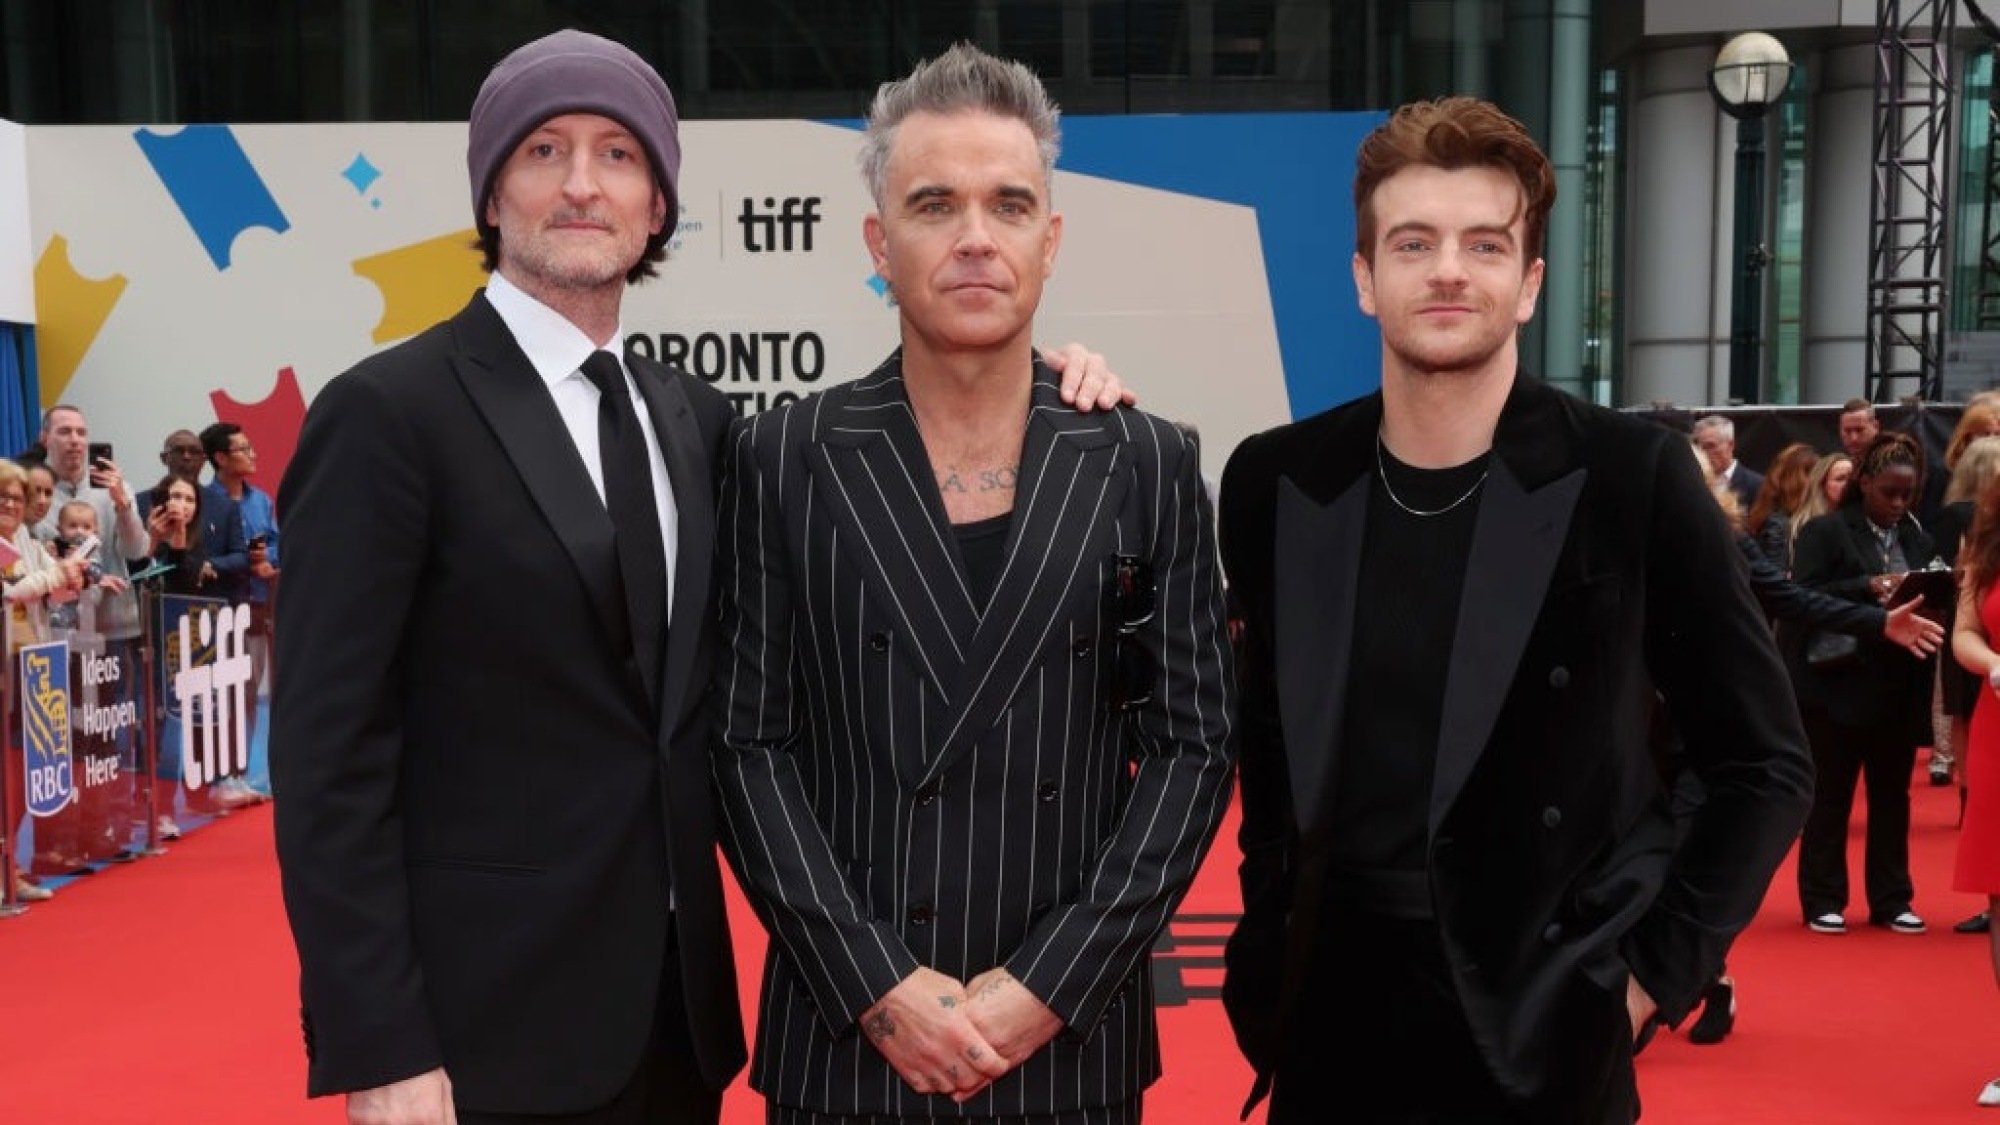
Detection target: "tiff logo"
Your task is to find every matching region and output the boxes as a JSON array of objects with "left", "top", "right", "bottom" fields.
[
  {"left": 738, "top": 196, "right": 821, "bottom": 253},
  {"left": 174, "top": 604, "right": 253, "bottom": 789}
]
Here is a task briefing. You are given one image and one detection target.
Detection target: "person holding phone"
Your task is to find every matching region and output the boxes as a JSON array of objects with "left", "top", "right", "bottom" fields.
[{"left": 35, "top": 406, "right": 151, "bottom": 851}]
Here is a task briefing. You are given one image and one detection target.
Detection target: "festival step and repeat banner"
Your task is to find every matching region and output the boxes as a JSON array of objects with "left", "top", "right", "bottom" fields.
[
  {"left": 17, "top": 596, "right": 258, "bottom": 871},
  {"left": 20, "top": 113, "right": 1384, "bottom": 487}
]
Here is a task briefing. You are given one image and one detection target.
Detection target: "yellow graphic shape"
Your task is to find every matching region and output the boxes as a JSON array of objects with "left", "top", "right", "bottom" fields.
[
  {"left": 352, "top": 229, "right": 486, "bottom": 344},
  {"left": 33, "top": 235, "right": 129, "bottom": 406}
]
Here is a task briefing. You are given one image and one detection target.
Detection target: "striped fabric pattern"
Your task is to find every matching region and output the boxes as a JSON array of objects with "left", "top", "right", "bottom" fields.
[{"left": 713, "top": 355, "right": 1235, "bottom": 1118}]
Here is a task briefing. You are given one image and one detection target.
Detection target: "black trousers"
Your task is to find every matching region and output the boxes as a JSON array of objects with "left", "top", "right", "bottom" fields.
[
  {"left": 458, "top": 925, "right": 720, "bottom": 1125},
  {"left": 1796, "top": 707, "right": 1919, "bottom": 923},
  {"left": 1270, "top": 914, "right": 1526, "bottom": 1125},
  {"left": 766, "top": 1100, "right": 1140, "bottom": 1125}
]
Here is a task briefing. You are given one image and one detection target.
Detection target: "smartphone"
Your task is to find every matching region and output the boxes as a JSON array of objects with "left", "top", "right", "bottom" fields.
[{"left": 86, "top": 441, "right": 113, "bottom": 468}]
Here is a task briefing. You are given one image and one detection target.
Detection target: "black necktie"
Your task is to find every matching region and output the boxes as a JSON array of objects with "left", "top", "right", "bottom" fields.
[{"left": 580, "top": 350, "right": 668, "bottom": 702}]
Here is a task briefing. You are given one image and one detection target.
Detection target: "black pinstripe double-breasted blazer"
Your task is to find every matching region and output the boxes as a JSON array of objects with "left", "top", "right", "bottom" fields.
[{"left": 711, "top": 353, "right": 1235, "bottom": 1117}]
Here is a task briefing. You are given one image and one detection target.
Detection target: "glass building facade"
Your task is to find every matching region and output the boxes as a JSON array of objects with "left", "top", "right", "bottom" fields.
[{"left": 4, "top": 1, "right": 1995, "bottom": 407}]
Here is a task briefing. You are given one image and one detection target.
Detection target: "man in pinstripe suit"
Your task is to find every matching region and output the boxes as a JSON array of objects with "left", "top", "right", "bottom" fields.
[{"left": 712, "top": 43, "right": 1236, "bottom": 1125}]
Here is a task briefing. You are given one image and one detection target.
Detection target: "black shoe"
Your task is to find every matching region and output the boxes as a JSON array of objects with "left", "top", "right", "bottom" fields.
[
  {"left": 1932, "top": 765, "right": 1955, "bottom": 786},
  {"left": 1957, "top": 911, "right": 1992, "bottom": 934},
  {"left": 1686, "top": 979, "right": 1736, "bottom": 1045}
]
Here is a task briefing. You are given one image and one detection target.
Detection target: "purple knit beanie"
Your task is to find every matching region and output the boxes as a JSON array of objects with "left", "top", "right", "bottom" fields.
[{"left": 467, "top": 29, "right": 682, "bottom": 246}]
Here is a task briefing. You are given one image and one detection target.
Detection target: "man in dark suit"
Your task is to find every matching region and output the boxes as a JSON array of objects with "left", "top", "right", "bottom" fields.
[
  {"left": 1218, "top": 97, "right": 1813, "bottom": 1122},
  {"left": 272, "top": 31, "right": 743, "bottom": 1125},
  {"left": 711, "top": 43, "right": 1235, "bottom": 1124},
  {"left": 1694, "top": 414, "right": 1764, "bottom": 508}
]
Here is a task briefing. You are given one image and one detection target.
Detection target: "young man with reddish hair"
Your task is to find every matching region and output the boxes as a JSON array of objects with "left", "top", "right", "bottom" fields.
[{"left": 1219, "top": 97, "right": 1813, "bottom": 1121}]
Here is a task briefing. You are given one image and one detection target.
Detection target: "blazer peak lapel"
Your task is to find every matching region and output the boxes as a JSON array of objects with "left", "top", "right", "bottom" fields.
[
  {"left": 450, "top": 298, "right": 627, "bottom": 663},
  {"left": 808, "top": 367, "right": 977, "bottom": 717},
  {"left": 630, "top": 361, "right": 711, "bottom": 730},
  {"left": 1429, "top": 461, "right": 1586, "bottom": 837},
  {"left": 1275, "top": 473, "right": 1368, "bottom": 836},
  {"left": 920, "top": 378, "right": 1124, "bottom": 787}
]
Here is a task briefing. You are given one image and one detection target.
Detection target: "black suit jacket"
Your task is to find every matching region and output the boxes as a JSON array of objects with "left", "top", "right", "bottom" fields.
[
  {"left": 272, "top": 292, "right": 746, "bottom": 1113},
  {"left": 1218, "top": 376, "right": 1812, "bottom": 1120},
  {"left": 1786, "top": 504, "right": 1938, "bottom": 731},
  {"left": 711, "top": 356, "right": 1235, "bottom": 1116},
  {"left": 1726, "top": 463, "right": 1764, "bottom": 509}
]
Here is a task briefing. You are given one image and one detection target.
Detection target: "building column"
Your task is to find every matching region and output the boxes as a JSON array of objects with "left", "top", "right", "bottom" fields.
[
  {"left": 1624, "top": 43, "right": 1726, "bottom": 407},
  {"left": 1541, "top": 0, "right": 1592, "bottom": 400},
  {"left": 1802, "top": 41, "right": 1874, "bottom": 404}
]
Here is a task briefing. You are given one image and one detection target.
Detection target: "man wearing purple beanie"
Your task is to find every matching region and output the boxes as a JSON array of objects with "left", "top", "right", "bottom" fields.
[{"left": 273, "top": 28, "right": 1125, "bottom": 1125}]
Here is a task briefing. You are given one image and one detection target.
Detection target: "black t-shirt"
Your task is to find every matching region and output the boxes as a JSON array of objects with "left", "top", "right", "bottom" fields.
[
  {"left": 954, "top": 512, "right": 1012, "bottom": 608},
  {"left": 1324, "top": 442, "right": 1486, "bottom": 890}
]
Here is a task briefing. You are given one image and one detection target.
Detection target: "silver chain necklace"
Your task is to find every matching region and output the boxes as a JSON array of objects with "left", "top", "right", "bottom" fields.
[{"left": 1375, "top": 436, "right": 1488, "bottom": 518}]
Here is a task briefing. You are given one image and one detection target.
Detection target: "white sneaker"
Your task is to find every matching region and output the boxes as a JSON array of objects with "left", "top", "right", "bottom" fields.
[
  {"left": 1884, "top": 911, "right": 1927, "bottom": 935},
  {"left": 1807, "top": 912, "right": 1847, "bottom": 934},
  {"left": 1977, "top": 1078, "right": 2000, "bottom": 1107}
]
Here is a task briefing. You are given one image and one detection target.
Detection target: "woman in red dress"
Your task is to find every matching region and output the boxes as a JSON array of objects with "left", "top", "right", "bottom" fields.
[{"left": 1949, "top": 469, "right": 2000, "bottom": 1105}]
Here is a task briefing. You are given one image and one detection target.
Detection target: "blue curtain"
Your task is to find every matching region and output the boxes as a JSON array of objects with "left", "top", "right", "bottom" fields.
[{"left": 0, "top": 322, "right": 35, "bottom": 457}]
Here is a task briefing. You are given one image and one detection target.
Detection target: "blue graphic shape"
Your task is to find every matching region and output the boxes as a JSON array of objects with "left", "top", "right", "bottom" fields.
[
  {"left": 342, "top": 153, "right": 382, "bottom": 196},
  {"left": 827, "top": 112, "right": 1384, "bottom": 420},
  {"left": 865, "top": 274, "right": 890, "bottom": 299},
  {"left": 133, "top": 126, "right": 292, "bottom": 271},
  {"left": 20, "top": 640, "right": 73, "bottom": 818}
]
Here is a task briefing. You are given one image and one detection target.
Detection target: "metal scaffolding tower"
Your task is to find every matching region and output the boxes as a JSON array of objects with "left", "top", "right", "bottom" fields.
[{"left": 1867, "top": 0, "right": 1956, "bottom": 402}]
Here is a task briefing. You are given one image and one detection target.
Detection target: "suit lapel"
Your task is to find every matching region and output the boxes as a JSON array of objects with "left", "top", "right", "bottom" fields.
[
  {"left": 631, "top": 357, "right": 710, "bottom": 727},
  {"left": 808, "top": 357, "right": 976, "bottom": 709},
  {"left": 449, "top": 294, "right": 627, "bottom": 659},
  {"left": 1275, "top": 474, "right": 1368, "bottom": 836},
  {"left": 920, "top": 368, "right": 1125, "bottom": 787},
  {"left": 1428, "top": 381, "right": 1587, "bottom": 837}
]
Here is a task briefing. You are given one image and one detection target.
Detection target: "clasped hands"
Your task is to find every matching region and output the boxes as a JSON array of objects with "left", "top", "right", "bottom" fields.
[{"left": 860, "top": 965, "right": 1064, "bottom": 1102}]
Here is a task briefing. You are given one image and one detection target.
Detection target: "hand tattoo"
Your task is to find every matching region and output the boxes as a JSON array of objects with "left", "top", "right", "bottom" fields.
[
  {"left": 864, "top": 1010, "right": 897, "bottom": 1041},
  {"left": 978, "top": 976, "right": 1010, "bottom": 999},
  {"left": 966, "top": 1044, "right": 986, "bottom": 1061},
  {"left": 938, "top": 995, "right": 958, "bottom": 1008}
]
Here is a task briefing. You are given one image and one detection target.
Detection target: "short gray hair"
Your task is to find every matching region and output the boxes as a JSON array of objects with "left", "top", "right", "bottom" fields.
[
  {"left": 1693, "top": 415, "right": 1734, "bottom": 443},
  {"left": 858, "top": 42, "right": 1062, "bottom": 207}
]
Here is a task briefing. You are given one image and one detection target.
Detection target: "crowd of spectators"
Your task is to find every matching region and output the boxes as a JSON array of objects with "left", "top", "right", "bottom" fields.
[{"left": 0, "top": 405, "right": 278, "bottom": 905}]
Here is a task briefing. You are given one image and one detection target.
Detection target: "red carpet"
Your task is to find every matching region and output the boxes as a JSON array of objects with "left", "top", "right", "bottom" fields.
[{"left": 1, "top": 769, "right": 1995, "bottom": 1123}]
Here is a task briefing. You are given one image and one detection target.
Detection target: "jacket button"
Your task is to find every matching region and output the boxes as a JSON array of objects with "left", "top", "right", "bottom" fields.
[
  {"left": 868, "top": 632, "right": 890, "bottom": 653},
  {"left": 1072, "top": 638, "right": 1093, "bottom": 658},
  {"left": 908, "top": 903, "right": 934, "bottom": 926},
  {"left": 916, "top": 782, "right": 940, "bottom": 807},
  {"left": 1542, "top": 806, "right": 1562, "bottom": 829},
  {"left": 1548, "top": 665, "right": 1570, "bottom": 689},
  {"left": 1543, "top": 922, "right": 1564, "bottom": 944},
  {"left": 1037, "top": 780, "right": 1059, "bottom": 802}
]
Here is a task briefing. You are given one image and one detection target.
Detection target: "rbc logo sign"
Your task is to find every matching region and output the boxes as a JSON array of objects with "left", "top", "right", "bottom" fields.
[
  {"left": 171, "top": 603, "right": 253, "bottom": 789},
  {"left": 20, "top": 641, "right": 73, "bottom": 818}
]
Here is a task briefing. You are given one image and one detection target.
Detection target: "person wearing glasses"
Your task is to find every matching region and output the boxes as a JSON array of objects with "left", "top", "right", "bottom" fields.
[
  {"left": 711, "top": 43, "right": 1233, "bottom": 1124},
  {"left": 1217, "top": 97, "right": 1812, "bottom": 1123}
]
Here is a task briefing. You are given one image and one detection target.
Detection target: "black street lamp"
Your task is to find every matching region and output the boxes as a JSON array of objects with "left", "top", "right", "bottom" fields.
[{"left": 1710, "top": 32, "right": 1795, "bottom": 404}]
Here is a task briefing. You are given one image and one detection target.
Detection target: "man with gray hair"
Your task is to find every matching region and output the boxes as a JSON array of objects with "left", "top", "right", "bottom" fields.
[
  {"left": 1693, "top": 414, "right": 1762, "bottom": 508},
  {"left": 712, "top": 41, "right": 1235, "bottom": 1124}
]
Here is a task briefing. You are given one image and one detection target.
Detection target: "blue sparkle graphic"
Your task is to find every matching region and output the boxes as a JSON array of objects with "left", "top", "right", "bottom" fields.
[
  {"left": 865, "top": 274, "right": 890, "bottom": 299},
  {"left": 342, "top": 153, "right": 382, "bottom": 197}
]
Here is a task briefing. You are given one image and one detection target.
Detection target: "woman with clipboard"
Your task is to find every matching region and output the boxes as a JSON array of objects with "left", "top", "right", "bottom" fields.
[{"left": 1791, "top": 431, "right": 1940, "bottom": 937}]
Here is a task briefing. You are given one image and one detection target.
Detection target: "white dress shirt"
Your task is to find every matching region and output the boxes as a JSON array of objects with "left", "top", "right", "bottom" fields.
[{"left": 484, "top": 272, "right": 680, "bottom": 622}]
